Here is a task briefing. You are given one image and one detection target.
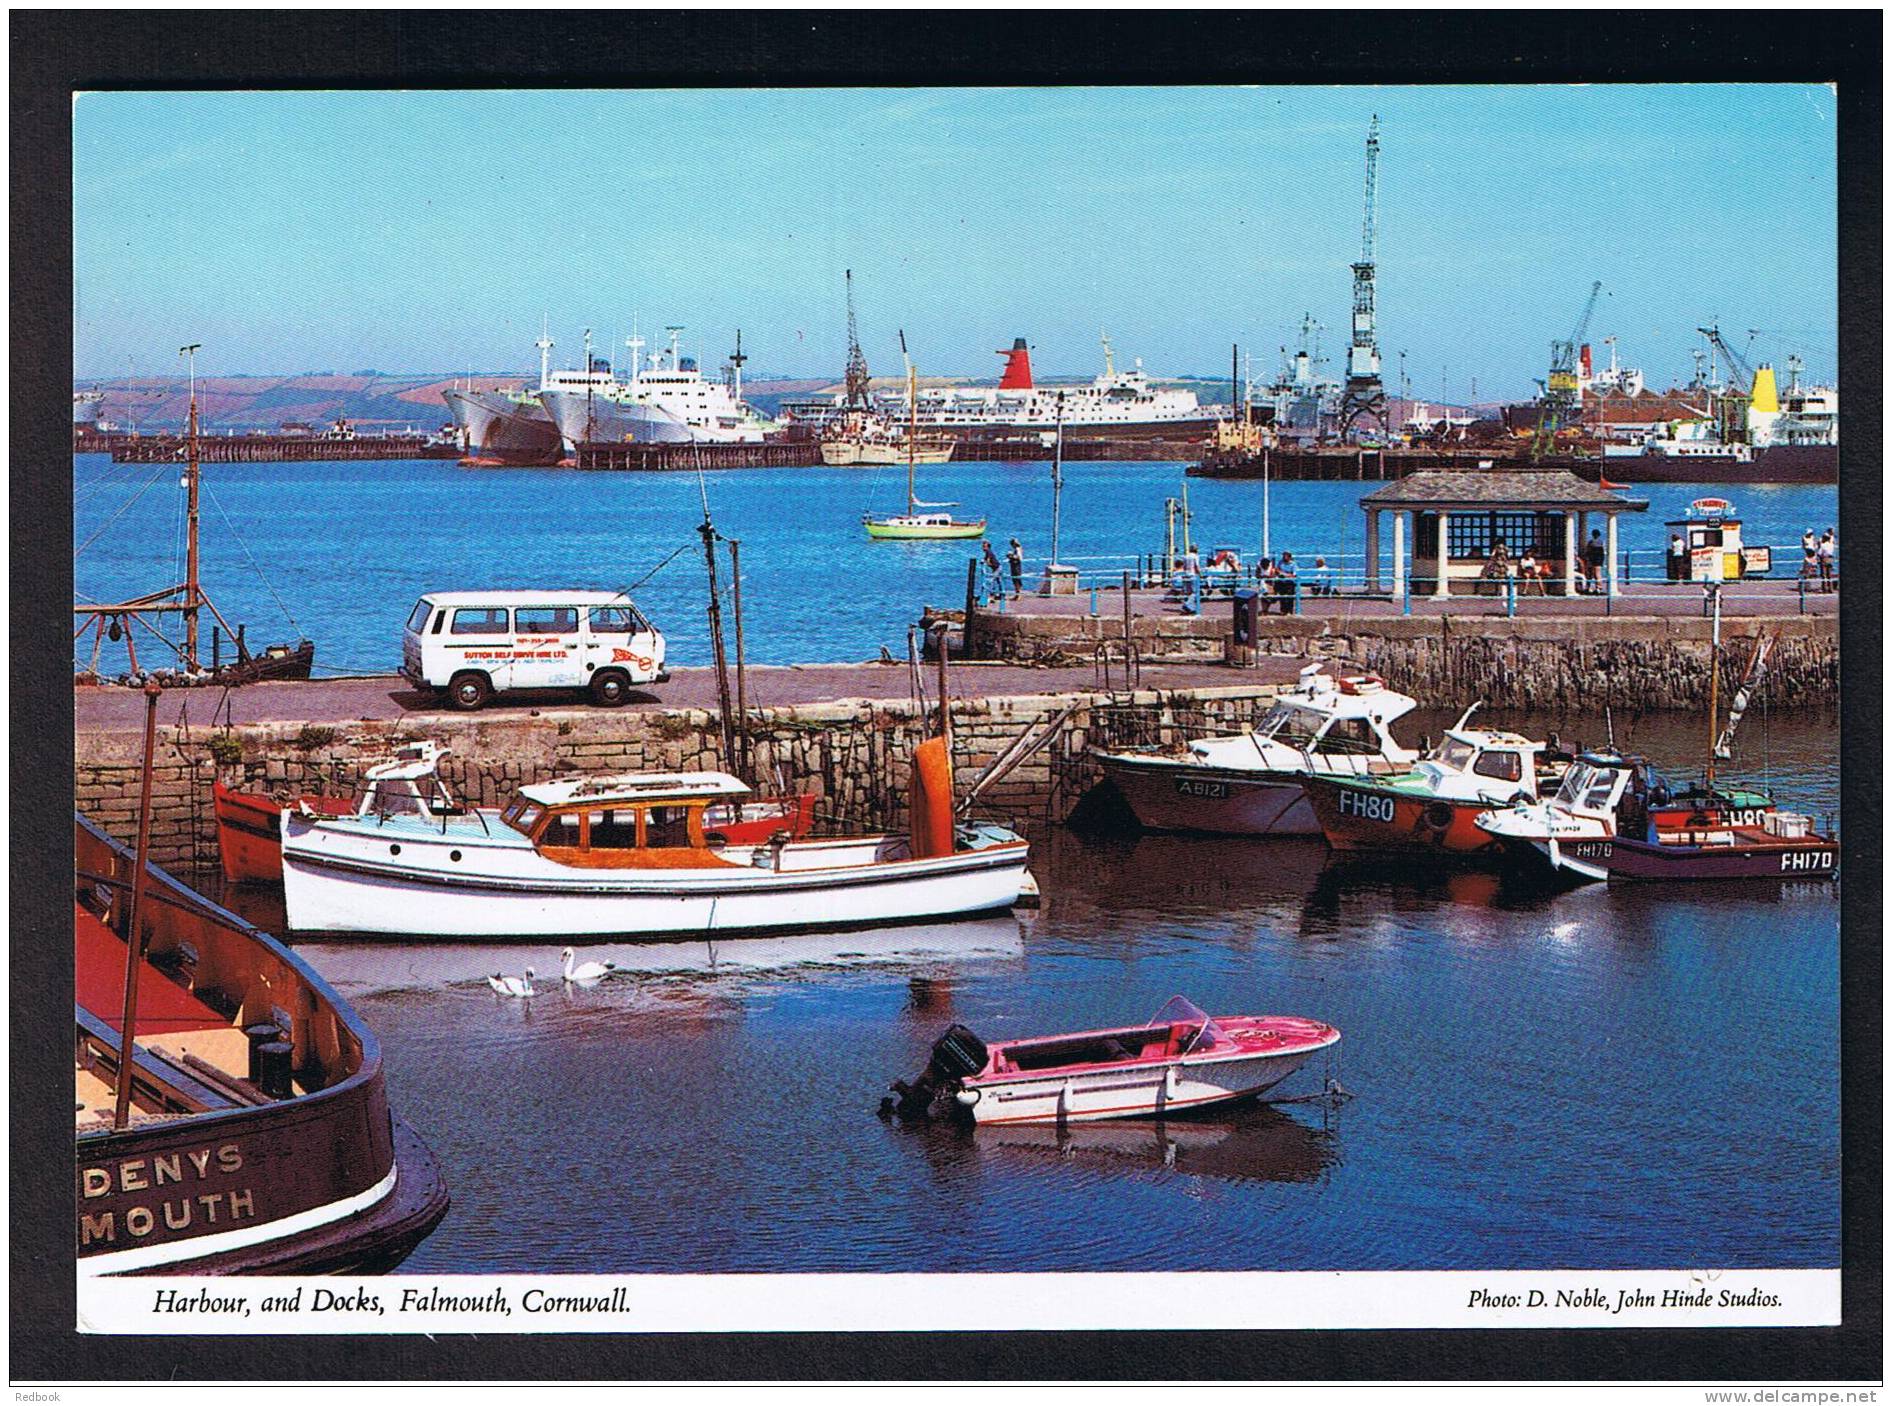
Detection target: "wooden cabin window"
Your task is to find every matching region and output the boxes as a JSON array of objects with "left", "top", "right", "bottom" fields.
[
  {"left": 547, "top": 810, "right": 584, "bottom": 846},
  {"left": 588, "top": 808, "right": 640, "bottom": 850},
  {"left": 644, "top": 805, "right": 694, "bottom": 849}
]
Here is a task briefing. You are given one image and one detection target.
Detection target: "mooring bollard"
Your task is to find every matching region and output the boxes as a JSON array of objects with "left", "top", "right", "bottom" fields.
[{"left": 1089, "top": 587, "right": 1098, "bottom": 617}]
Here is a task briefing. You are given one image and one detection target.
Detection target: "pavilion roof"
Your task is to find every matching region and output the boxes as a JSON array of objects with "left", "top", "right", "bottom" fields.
[{"left": 1361, "top": 468, "right": 1644, "bottom": 511}]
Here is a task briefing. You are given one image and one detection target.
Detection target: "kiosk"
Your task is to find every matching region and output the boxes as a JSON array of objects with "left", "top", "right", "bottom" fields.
[{"left": 1664, "top": 498, "right": 1771, "bottom": 582}]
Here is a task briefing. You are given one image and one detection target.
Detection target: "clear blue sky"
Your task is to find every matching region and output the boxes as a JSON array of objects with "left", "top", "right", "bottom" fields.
[{"left": 74, "top": 84, "right": 1838, "bottom": 398}]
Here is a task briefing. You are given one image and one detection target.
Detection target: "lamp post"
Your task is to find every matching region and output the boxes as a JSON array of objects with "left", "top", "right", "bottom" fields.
[{"left": 1049, "top": 392, "right": 1065, "bottom": 569}]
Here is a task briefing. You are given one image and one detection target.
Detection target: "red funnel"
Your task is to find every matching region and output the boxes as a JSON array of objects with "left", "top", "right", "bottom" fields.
[{"left": 996, "top": 337, "right": 1033, "bottom": 390}]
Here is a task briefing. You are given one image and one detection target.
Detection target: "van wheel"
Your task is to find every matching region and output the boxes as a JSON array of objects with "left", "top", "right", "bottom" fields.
[
  {"left": 590, "top": 669, "right": 631, "bottom": 708},
  {"left": 447, "top": 672, "right": 491, "bottom": 711}
]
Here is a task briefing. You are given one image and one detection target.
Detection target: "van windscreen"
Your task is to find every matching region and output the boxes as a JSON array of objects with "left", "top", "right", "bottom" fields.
[{"left": 405, "top": 600, "right": 432, "bottom": 633}]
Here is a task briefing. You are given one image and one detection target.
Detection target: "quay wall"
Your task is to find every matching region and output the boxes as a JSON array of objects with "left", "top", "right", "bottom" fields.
[
  {"left": 74, "top": 682, "right": 1293, "bottom": 873},
  {"left": 959, "top": 608, "right": 1839, "bottom": 713}
]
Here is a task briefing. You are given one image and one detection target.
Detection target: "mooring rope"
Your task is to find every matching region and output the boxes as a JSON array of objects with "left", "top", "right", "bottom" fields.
[
  {"left": 74, "top": 460, "right": 171, "bottom": 559},
  {"left": 201, "top": 477, "right": 305, "bottom": 635}
]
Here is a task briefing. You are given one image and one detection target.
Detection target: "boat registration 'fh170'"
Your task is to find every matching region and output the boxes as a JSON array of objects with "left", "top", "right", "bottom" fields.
[
  {"left": 884, "top": 997, "right": 1339, "bottom": 1126},
  {"left": 279, "top": 744, "right": 1033, "bottom": 941}
]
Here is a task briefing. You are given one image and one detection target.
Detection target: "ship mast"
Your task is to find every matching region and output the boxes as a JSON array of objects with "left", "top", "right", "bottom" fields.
[
  {"left": 900, "top": 329, "right": 917, "bottom": 515},
  {"left": 181, "top": 343, "right": 202, "bottom": 669},
  {"left": 1706, "top": 584, "right": 1722, "bottom": 787},
  {"left": 536, "top": 317, "right": 554, "bottom": 392}
]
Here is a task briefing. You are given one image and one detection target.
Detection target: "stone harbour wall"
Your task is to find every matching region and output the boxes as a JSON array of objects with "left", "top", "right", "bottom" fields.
[
  {"left": 965, "top": 609, "right": 1838, "bottom": 712},
  {"left": 74, "top": 683, "right": 1294, "bottom": 873}
]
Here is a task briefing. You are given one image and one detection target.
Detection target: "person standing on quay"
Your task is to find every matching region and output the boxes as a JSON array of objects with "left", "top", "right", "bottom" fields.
[
  {"left": 1585, "top": 529, "right": 1607, "bottom": 594},
  {"left": 982, "top": 539, "right": 1003, "bottom": 601},
  {"left": 1802, "top": 528, "right": 1819, "bottom": 579},
  {"left": 1818, "top": 529, "right": 1836, "bottom": 592},
  {"left": 1275, "top": 550, "right": 1299, "bottom": 614},
  {"left": 1006, "top": 537, "right": 1025, "bottom": 599}
]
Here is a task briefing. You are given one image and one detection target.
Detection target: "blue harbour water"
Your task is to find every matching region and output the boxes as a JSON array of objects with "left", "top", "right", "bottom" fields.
[
  {"left": 213, "top": 709, "right": 1839, "bottom": 1276},
  {"left": 73, "top": 454, "right": 1840, "bottom": 674},
  {"left": 78, "top": 453, "right": 1841, "bottom": 1274}
]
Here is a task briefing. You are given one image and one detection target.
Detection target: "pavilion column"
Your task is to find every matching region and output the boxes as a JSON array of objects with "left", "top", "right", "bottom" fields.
[
  {"left": 1391, "top": 511, "right": 1407, "bottom": 600},
  {"left": 1366, "top": 509, "right": 1381, "bottom": 592},
  {"left": 1606, "top": 512, "right": 1620, "bottom": 596},
  {"left": 1434, "top": 509, "right": 1451, "bottom": 597},
  {"left": 1563, "top": 512, "right": 1577, "bottom": 596}
]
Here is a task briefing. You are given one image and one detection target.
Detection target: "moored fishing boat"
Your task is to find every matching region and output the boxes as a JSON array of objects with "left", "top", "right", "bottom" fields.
[
  {"left": 1302, "top": 707, "right": 1566, "bottom": 859},
  {"left": 75, "top": 813, "right": 449, "bottom": 1274},
  {"left": 885, "top": 997, "right": 1339, "bottom": 1125},
  {"left": 215, "top": 741, "right": 817, "bottom": 885},
  {"left": 1093, "top": 664, "right": 1420, "bottom": 836},
  {"left": 279, "top": 746, "right": 1031, "bottom": 940}
]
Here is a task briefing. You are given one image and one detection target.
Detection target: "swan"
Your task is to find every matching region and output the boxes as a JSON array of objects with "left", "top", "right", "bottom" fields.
[
  {"left": 488, "top": 967, "right": 536, "bottom": 998},
  {"left": 561, "top": 947, "right": 618, "bottom": 985}
]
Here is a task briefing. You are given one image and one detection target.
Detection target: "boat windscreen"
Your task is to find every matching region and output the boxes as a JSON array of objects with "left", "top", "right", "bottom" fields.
[
  {"left": 1256, "top": 704, "right": 1323, "bottom": 749},
  {"left": 1147, "top": 996, "right": 1222, "bottom": 1053}
]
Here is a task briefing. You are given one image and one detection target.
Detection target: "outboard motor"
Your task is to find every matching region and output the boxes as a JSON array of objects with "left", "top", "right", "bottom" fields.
[{"left": 879, "top": 1024, "right": 990, "bottom": 1121}]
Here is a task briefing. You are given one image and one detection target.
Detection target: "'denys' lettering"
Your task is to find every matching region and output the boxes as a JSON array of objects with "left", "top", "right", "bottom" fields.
[{"left": 78, "top": 1143, "right": 256, "bottom": 1247}]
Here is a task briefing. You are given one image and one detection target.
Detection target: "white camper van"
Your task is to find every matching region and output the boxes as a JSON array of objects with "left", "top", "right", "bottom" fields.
[{"left": 401, "top": 590, "right": 668, "bottom": 710}]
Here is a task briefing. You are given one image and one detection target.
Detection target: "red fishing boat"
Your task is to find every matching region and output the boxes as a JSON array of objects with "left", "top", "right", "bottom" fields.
[{"left": 1303, "top": 707, "right": 1567, "bottom": 860}]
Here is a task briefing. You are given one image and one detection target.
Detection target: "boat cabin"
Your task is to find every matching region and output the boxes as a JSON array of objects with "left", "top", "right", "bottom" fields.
[
  {"left": 1417, "top": 727, "right": 1550, "bottom": 800},
  {"left": 1664, "top": 498, "right": 1771, "bottom": 581},
  {"left": 1240, "top": 667, "right": 1418, "bottom": 761},
  {"left": 501, "top": 771, "right": 755, "bottom": 864}
]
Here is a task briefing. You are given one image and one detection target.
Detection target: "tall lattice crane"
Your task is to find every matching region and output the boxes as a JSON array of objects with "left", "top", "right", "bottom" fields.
[
  {"left": 842, "top": 268, "right": 873, "bottom": 411},
  {"left": 1531, "top": 280, "right": 1604, "bottom": 458},
  {"left": 1337, "top": 116, "right": 1387, "bottom": 442}
]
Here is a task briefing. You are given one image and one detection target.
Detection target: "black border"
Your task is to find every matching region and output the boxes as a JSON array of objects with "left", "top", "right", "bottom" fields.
[{"left": 13, "top": 8, "right": 1880, "bottom": 1384}]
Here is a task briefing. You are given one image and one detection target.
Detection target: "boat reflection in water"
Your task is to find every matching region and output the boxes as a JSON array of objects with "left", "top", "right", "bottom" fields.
[
  {"left": 296, "top": 915, "right": 1028, "bottom": 1000},
  {"left": 914, "top": 1102, "right": 1342, "bottom": 1190}
]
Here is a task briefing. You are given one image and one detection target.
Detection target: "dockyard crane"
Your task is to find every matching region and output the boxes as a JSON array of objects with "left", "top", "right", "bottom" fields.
[
  {"left": 842, "top": 269, "right": 873, "bottom": 412},
  {"left": 1531, "top": 280, "right": 1604, "bottom": 459},
  {"left": 1336, "top": 116, "right": 1388, "bottom": 443},
  {"left": 1698, "top": 322, "right": 1758, "bottom": 397}
]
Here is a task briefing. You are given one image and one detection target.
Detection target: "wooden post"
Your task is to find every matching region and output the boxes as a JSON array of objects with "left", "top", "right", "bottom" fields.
[
  {"left": 698, "top": 520, "right": 737, "bottom": 771},
  {"left": 729, "top": 537, "right": 749, "bottom": 783},
  {"left": 933, "top": 624, "right": 951, "bottom": 745},
  {"left": 965, "top": 556, "right": 979, "bottom": 619},
  {"left": 113, "top": 678, "right": 164, "bottom": 1131}
]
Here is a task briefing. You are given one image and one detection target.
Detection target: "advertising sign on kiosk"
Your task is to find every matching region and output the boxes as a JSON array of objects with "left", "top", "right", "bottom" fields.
[{"left": 1666, "top": 498, "right": 1771, "bottom": 582}]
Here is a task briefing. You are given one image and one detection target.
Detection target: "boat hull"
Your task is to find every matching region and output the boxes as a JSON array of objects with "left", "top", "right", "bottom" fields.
[
  {"left": 539, "top": 388, "right": 724, "bottom": 448},
  {"left": 823, "top": 440, "right": 955, "bottom": 466},
  {"left": 1593, "top": 443, "right": 1836, "bottom": 484},
  {"left": 76, "top": 817, "right": 450, "bottom": 1275},
  {"left": 280, "top": 820, "right": 1032, "bottom": 940},
  {"left": 863, "top": 518, "right": 987, "bottom": 540},
  {"left": 1584, "top": 834, "right": 1839, "bottom": 882},
  {"left": 1302, "top": 776, "right": 1504, "bottom": 857},
  {"left": 964, "top": 1046, "right": 1325, "bottom": 1125},
  {"left": 1096, "top": 754, "right": 1319, "bottom": 836},
  {"left": 443, "top": 388, "right": 562, "bottom": 465}
]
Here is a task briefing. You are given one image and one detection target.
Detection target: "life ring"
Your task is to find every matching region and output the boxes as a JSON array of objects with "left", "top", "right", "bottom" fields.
[
  {"left": 1423, "top": 802, "right": 1455, "bottom": 831},
  {"left": 1338, "top": 673, "right": 1385, "bottom": 696}
]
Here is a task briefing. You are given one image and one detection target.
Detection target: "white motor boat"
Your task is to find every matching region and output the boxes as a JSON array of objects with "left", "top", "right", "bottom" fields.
[
  {"left": 280, "top": 756, "right": 1032, "bottom": 941},
  {"left": 1092, "top": 664, "right": 1421, "bottom": 836},
  {"left": 888, "top": 996, "right": 1339, "bottom": 1126}
]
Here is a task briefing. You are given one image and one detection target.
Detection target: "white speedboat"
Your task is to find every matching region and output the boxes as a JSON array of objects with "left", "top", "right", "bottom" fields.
[
  {"left": 888, "top": 997, "right": 1339, "bottom": 1126},
  {"left": 1092, "top": 664, "right": 1420, "bottom": 836},
  {"left": 280, "top": 755, "right": 1031, "bottom": 941}
]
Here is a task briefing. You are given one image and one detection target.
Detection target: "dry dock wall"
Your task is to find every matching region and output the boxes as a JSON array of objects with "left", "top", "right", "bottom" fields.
[
  {"left": 73, "top": 683, "right": 1291, "bottom": 873},
  {"left": 962, "top": 610, "right": 1838, "bottom": 713}
]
